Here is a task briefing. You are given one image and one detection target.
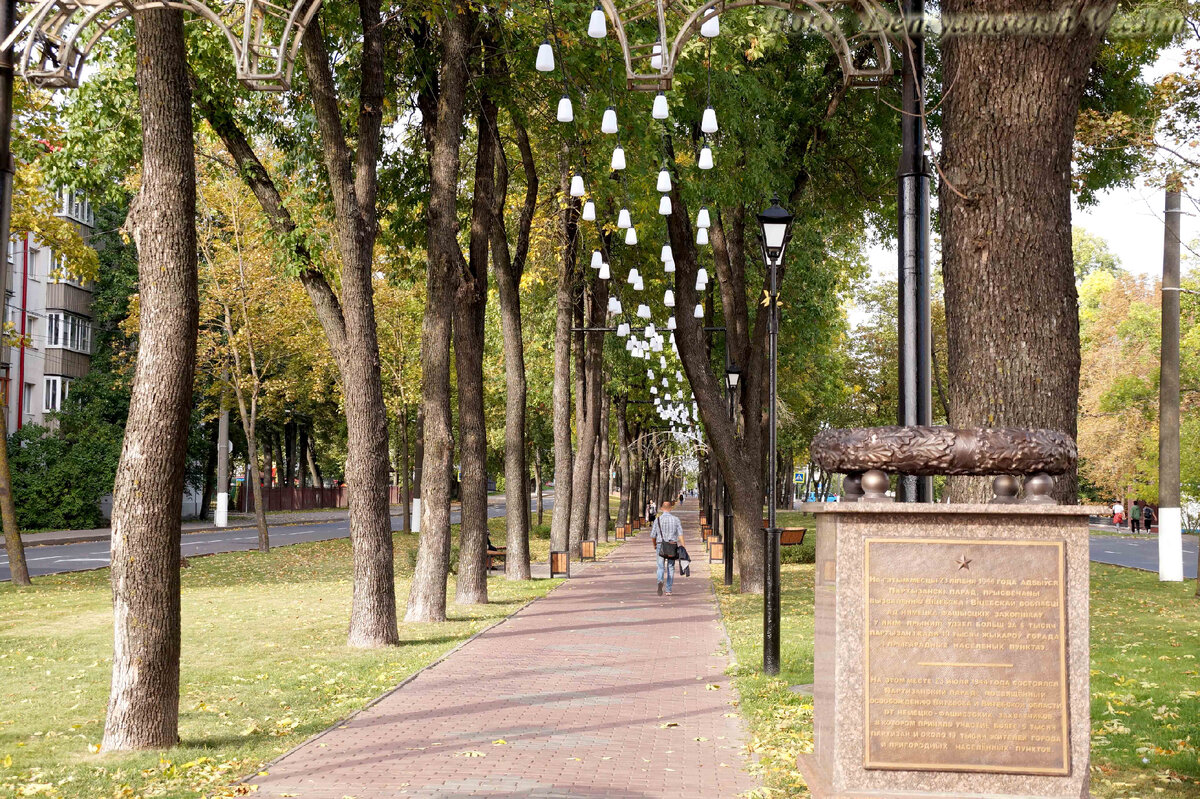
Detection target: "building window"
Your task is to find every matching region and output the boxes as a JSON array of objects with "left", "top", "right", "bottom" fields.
[
  {"left": 22, "top": 382, "right": 33, "bottom": 415},
  {"left": 44, "top": 376, "right": 71, "bottom": 413},
  {"left": 46, "top": 311, "right": 91, "bottom": 354}
]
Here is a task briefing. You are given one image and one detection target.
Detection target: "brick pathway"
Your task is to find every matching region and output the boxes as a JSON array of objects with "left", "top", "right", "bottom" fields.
[{"left": 252, "top": 501, "right": 756, "bottom": 798}]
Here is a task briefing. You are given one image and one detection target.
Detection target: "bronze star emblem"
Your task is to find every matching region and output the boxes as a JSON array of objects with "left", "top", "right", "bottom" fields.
[{"left": 956, "top": 554, "right": 972, "bottom": 571}]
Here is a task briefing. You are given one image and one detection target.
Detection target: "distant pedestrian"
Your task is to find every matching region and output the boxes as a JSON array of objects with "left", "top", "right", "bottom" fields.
[
  {"left": 1143, "top": 504, "right": 1156, "bottom": 533},
  {"left": 652, "top": 500, "right": 684, "bottom": 596},
  {"left": 1131, "top": 501, "right": 1143, "bottom": 533},
  {"left": 1112, "top": 500, "right": 1124, "bottom": 527},
  {"left": 646, "top": 501, "right": 656, "bottom": 522}
]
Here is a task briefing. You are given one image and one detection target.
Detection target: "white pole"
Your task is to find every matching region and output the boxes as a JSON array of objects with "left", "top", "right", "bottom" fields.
[
  {"left": 214, "top": 384, "right": 230, "bottom": 528},
  {"left": 1158, "top": 183, "right": 1183, "bottom": 581}
]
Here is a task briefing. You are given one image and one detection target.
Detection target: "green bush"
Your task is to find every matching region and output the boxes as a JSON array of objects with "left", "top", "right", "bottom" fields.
[
  {"left": 781, "top": 540, "right": 816, "bottom": 564},
  {"left": 531, "top": 523, "right": 551, "bottom": 540}
]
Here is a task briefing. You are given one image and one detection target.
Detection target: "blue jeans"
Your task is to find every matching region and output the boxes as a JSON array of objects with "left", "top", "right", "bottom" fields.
[{"left": 657, "top": 555, "right": 675, "bottom": 592}]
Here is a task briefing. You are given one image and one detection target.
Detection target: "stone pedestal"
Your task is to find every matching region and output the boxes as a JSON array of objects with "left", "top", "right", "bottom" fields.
[{"left": 797, "top": 503, "right": 1097, "bottom": 799}]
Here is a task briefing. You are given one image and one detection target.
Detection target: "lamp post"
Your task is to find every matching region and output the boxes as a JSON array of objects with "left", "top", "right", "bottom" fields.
[
  {"left": 757, "top": 195, "right": 793, "bottom": 676},
  {"left": 724, "top": 364, "right": 740, "bottom": 587}
]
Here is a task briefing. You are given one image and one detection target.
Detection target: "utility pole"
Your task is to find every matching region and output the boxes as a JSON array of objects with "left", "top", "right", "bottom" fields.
[
  {"left": 897, "top": 0, "right": 933, "bottom": 503},
  {"left": 1158, "top": 181, "right": 1183, "bottom": 583},
  {"left": 0, "top": 0, "right": 29, "bottom": 585},
  {"left": 215, "top": 383, "right": 230, "bottom": 527}
]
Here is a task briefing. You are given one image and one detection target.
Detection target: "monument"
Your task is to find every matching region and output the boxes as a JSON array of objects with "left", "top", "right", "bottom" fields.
[{"left": 798, "top": 426, "right": 1098, "bottom": 799}]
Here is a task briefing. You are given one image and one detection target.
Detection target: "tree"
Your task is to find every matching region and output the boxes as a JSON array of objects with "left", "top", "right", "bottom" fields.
[
  {"left": 102, "top": 6, "right": 197, "bottom": 751},
  {"left": 1073, "top": 227, "right": 1122, "bottom": 281},
  {"left": 940, "top": 0, "right": 1117, "bottom": 503}
]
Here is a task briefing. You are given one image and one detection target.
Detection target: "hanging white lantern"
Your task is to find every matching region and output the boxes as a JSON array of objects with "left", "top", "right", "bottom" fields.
[
  {"left": 633, "top": 276, "right": 644, "bottom": 291},
  {"left": 611, "top": 146, "right": 626, "bottom": 171},
  {"left": 608, "top": 296, "right": 622, "bottom": 314},
  {"left": 701, "top": 105, "right": 718, "bottom": 133},
  {"left": 582, "top": 200, "right": 596, "bottom": 221},
  {"left": 698, "top": 145, "right": 714, "bottom": 170},
  {"left": 617, "top": 322, "right": 630, "bottom": 337},
  {"left": 651, "top": 386, "right": 658, "bottom": 395},
  {"left": 557, "top": 95, "right": 574, "bottom": 122},
  {"left": 627, "top": 268, "right": 640, "bottom": 284},
  {"left": 658, "top": 195, "right": 672, "bottom": 215},
  {"left": 588, "top": 3, "right": 607, "bottom": 38},
  {"left": 647, "top": 369, "right": 654, "bottom": 378},
  {"left": 651, "top": 337, "right": 663, "bottom": 352},
  {"left": 625, "top": 227, "right": 638, "bottom": 245},
  {"left": 570, "top": 174, "right": 585, "bottom": 197},
  {"left": 651, "top": 42, "right": 663, "bottom": 70},
  {"left": 697, "top": 206, "right": 711, "bottom": 228},
  {"left": 617, "top": 208, "right": 631, "bottom": 229},
  {"left": 701, "top": 8, "right": 720, "bottom": 37},
  {"left": 662, "top": 377, "right": 669, "bottom": 387},
  {"left": 667, "top": 316, "right": 676, "bottom": 330},
  {"left": 599, "top": 262, "right": 610, "bottom": 279},
  {"left": 696, "top": 227, "right": 709, "bottom": 245},
  {"left": 536, "top": 40, "right": 555, "bottom": 72},
  {"left": 591, "top": 249, "right": 603, "bottom": 268},
  {"left": 660, "top": 244, "right": 673, "bottom": 262},
  {"left": 697, "top": 267, "right": 709, "bottom": 287},
  {"left": 675, "top": 370, "right": 682, "bottom": 380},
  {"left": 601, "top": 106, "right": 618, "bottom": 134},
  {"left": 693, "top": 303, "right": 704, "bottom": 318},
  {"left": 664, "top": 258, "right": 675, "bottom": 273},
  {"left": 646, "top": 323, "right": 657, "bottom": 337},
  {"left": 652, "top": 92, "right": 669, "bottom": 120},
  {"left": 656, "top": 168, "right": 672, "bottom": 193},
  {"left": 660, "top": 356, "right": 668, "bottom": 367},
  {"left": 664, "top": 289, "right": 675, "bottom": 307}
]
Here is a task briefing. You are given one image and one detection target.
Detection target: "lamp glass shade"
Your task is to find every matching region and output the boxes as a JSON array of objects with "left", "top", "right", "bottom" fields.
[
  {"left": 693, "top": 303, "right": 704, "bottom": 318},
  {"left": 582, "top": 200, "right": 596, "bottom": 221},
  {"left": 663, "top": 258, "right": 675, "bottom": 273},
  {"left": 617, "top": 208, "right": 631, "bottom": 229},
  {"left": 536, "top": 41, "right": 555, "bottom": 72},
  {"left": 701, "top": 105, "right": 718, "bottom": 133},
  {"left": 667, "top": 316, "right": 676, "bottom": 330},
  {"left": 617, "top": 322, "right": 630, "bottom": 337},
  {"left": 656, "top": 168, "right": 672, "bottom": 193},
  {"left": 762, "top": 221, "right": 787, "bottom": 250},
  {"left": 601, "top": 106, "right": 618, "bottom": 134},
  {"left": 696, "top": 206, "right": 711, "bottom": 228},
  {"left": 651, "top": 337, "right": 663, "bottom": 352},
  {"left": 607, "top": 297, "right": 620, "bottom": 314},
  {"left": 726, "top": 370, "right": 740, "bottom": 389},
  {"left": 625, "top": 227, "right": 638, "bottom": 245},
  {"left": 756, "top": 196, "right": 794, "bottom": 255},
  {"left": 696, "top": 227, "right": 709, "bottom": 245},
  {"left": 627, "top": 267, "right": 640, "bottom": 284},
  {"left": 651, "top": 42, "right": 663, "bottom": 70},
  {"left": 591, "top": 249, "right": 603, "bottom": 268},
  {"left": 698, "top": 146, "right": 713, "bottom": 170},
  {"left": 646, "top": 323, "right": 656, "bottom": 336},
  {"left": 651, "top": 386, "right": 658, "bottom": 395},
  {"left": 660, "top": 244, "right": 673, "bottom": 262},
  {"left": 611, "top": 146, "right": 626, "bottom": 170},
  {"left": 598, "top": 262, "right": 610, "bottom": 279},
  {"left": 570, "top": 174, "right": 585, "bottom": 197},
  {"left": 557, "top": 95, "right": 574, "bottom": 122},
  {"left": 588, "top": 5, "right": 606, "bottom": 38},
  {"left": 652, "top": 92, "right": 669, "bottom": 119},
  {"left": 633, "top": 277, "right": 644, "bottom": 291},
  {"left": 697, "top": 267, "right": 709, "bottom": 285},
  {"left": 664, "top": 289, "right": 675, "bottom": 307},
  {"left": 701, "top": 9, "right": 720, "bottom": 37},
  {"left": 658, "top": 195, "right": 672, "bottom": 215}
]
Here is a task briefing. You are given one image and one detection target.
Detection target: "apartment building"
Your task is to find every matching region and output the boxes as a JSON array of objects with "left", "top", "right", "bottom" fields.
[{"left": 2, "top": 187, "right": 96, "bottom": 431}]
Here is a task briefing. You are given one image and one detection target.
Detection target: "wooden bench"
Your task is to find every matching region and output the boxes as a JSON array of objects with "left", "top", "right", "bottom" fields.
[
  {"left": 487, "top": 548, "right": 507, "bottom": 570},
  {"left": 780, "top": 528, "right": 807, "bottom": 546}
]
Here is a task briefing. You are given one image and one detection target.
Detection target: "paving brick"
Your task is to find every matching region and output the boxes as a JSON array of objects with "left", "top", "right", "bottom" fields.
[{"left": 252, "top": 501, "right": 756, "bottom": 798}]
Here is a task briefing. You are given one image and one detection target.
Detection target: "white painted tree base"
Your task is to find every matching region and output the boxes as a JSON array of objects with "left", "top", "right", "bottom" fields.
[
  {"left": 215, "top": 493, "right": 229, "bottom": 528},
  {"left": 1158, "top": 506, "right": 1183, "bottom": 581},
  {"left": 411, "top": 498, "right": 421, "bottom": 533}
]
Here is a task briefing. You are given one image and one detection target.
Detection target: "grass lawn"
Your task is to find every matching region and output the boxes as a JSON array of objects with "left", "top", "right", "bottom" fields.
[
  {"left": 0, "top": 511, "right": 615, "bottom": 798},
  {"left": 715, "top": 524, "right": 1200, "bottom": 798}
]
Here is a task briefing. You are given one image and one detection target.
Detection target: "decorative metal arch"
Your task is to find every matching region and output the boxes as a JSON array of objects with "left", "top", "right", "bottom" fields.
[
  {"left": 598, "top": 0, "right": 892, "bottom": 91},
  {"left": 1, "top": 0, "right": 322, "bottom": 91}
]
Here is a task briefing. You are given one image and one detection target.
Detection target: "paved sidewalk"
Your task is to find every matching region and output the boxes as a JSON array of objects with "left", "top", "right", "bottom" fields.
[{"left": 253, "top": 502, "right": 756, "bottom": 798}]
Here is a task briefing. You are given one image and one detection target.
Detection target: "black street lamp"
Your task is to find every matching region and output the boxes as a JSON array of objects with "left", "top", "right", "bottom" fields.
[
  {"left": 723, "top": 364, "right": 740, "bottom": 587},
  {"left": 756, "top": 194, "right": 793, "bottom": 677}
]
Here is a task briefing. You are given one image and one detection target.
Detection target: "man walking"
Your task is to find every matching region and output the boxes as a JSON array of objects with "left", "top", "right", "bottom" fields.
[{"left": 651, "top": 500, "right": 685, "bottom": 596}]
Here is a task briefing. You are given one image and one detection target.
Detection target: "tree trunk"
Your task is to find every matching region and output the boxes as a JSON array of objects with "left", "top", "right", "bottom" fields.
[
  {"left": 297, "top": 425, "right": 309, "bottom": 489},
  {"left": 263, "top": 430, "right": 274, "bottom": 489},
  {"left": 940, "top": 0, "right": 1112, "bottom": 503},
  {"left": 0, "top": 405, "right": 29, "bottom": 584},
  {"left": 567, "top": 275, "right": 606, "bottom": 553},
  {"left": 307, "top": 439, "right": 322, "bottom": 488},
  {"left": 616, "top": 402, "right": 630, "bottom": 528},
  {"left": 102, "top": 6, "right": 196, "bottom": 750},
  {"left": 452, "top": 85, "right": 496, "bottom": 606},
  {"left": 406, "top": 7, "right": 474, "bottom": 622},
  {"left": 492, "top": 114, "right": 535, "bottom": 580},
  {"left": 597, "top": 395, "right": 611, "bottom": 541},
  {"left": 534, "top": 447, "right": 544, "bottom": 527},
  {"left": 198, "top": 424, "right": 217, "bottom": 520},
  {"left": 549, "top": 151, "right": 579, "bottom": 555},
  {"left": 399, "top": 408, "right": 411, "bottom": 533}
]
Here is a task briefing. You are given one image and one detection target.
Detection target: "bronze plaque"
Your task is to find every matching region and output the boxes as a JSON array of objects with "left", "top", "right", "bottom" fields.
[{"left": 863, "top": 538, "right": 1069, "bottom": 775}]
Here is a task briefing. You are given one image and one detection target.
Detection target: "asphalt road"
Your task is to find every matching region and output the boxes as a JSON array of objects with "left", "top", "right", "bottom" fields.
[
  {"left": 0, "top": 496, "right": 554, "bottom": 581},
  {"left": 1089, "top": 533, "right": 1198, "bottom": 579}
]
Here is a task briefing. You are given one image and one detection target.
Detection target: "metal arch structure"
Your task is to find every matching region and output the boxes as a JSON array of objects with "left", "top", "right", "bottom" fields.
[
  {"left": 597, "top": 0, "right": 892, "bottom": 91},
  {"left": 1, "top": 0, "right": 322, "bottom": 91}
]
